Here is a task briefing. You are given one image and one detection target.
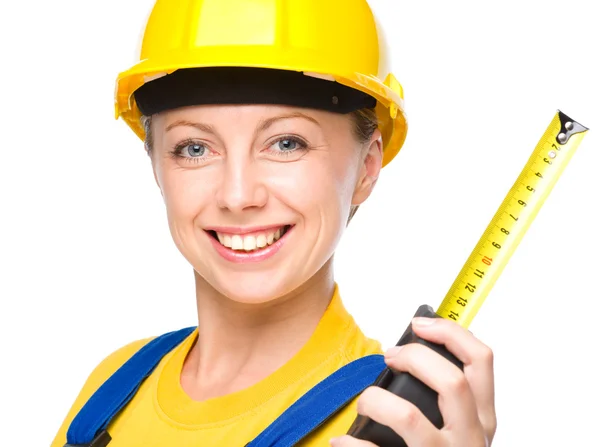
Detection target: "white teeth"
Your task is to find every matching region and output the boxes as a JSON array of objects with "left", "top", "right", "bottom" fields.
[
  {"left": 215, "top": 226, "right": 288, "bottom": 251},
  {"left": 231, "top": 235, "right": 243, "bottom": 250},
  {"left": 243, "top": 235, "right": 257, "bottom": 251},
  {"left": 256, "top": 234, "right": 267, "bottom": 248}
]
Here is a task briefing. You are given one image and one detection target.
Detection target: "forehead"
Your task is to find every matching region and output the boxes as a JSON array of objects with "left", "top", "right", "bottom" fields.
[{"left": 153, "top": 104, "right": 352, "bottom": 133}]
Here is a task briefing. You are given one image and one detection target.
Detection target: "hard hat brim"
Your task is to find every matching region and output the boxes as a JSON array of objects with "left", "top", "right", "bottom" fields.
[{"left": 115, "top": 47, "right": 407, "bottom": 167}]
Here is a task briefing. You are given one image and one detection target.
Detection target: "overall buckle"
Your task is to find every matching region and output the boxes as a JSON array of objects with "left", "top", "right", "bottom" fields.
[{"left": 64, "top": 429, "right": 111, "bottom": 447}]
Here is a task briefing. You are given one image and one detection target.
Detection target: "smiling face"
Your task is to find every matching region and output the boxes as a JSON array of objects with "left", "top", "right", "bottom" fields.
[{"left": 149, "top": 104, "right": 382, "bottom": 304}]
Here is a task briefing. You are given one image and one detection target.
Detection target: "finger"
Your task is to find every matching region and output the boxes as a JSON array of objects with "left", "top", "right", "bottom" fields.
[
  {"left": 329, "top": 435, "right": 378, "bottom": 447},
  {"left": 356, "top": 386, "right": 443, "bottom": 447},
  {"left": 384, "top": 342, "right": 480, "bottom": 434},
  {"left": 408, "top": 318, "right": 496, "bottom": 437},
  {"left": 410, "top": 317, "right": 492, "bottom": 367}
]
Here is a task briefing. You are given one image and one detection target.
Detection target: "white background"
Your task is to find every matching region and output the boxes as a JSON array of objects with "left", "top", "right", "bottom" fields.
[{"left": 1, "top": 0, "right": 599, "bottom": 445}]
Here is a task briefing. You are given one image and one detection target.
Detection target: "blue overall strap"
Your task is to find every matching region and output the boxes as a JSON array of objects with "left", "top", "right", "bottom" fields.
[
  {"left": 247, "top": 354, "right": 386, "bottom": 447},
  {"left": 66, "top": 326, "right": 196, "bottom": 446}
]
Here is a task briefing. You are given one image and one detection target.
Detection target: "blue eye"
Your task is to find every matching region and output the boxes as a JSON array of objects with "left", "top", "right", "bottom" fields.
[
  {"left": 186, "top": 143, "right": 206, "bottom": 157},
  {"left": 266, "top": 136, "right": 309, "bottom": 159},
  {"left": 277, "top": 139, "right": 298, "bottom": 151},
  {"left": 170, "top": 139, "right": 213, "bottom": 164}
]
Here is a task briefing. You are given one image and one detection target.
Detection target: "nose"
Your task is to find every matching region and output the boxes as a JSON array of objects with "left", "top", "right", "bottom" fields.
[{"left": 215, "top": 156, "right": 268, "bottom": 213}]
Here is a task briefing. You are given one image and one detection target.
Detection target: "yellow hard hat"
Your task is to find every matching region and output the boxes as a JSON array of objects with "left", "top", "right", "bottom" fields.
[{"left": 115, "top": 0, "right": 408, "bottom": 167}]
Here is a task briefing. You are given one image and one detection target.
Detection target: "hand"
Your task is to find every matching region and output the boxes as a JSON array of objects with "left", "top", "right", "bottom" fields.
[{"left": 330, "top": 317, "right": 496, "bottom": 447}]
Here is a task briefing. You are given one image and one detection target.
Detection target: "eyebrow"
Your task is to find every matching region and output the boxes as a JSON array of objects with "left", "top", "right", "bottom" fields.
[
  {"left": 257, "top": 112, "right": 321, "bottom": 133},
  {"left": 164, "top": 112, "right": 321, "bottom": 134},
  {"left": 165, "top": 120, "right": 216, "bottom": 133}
]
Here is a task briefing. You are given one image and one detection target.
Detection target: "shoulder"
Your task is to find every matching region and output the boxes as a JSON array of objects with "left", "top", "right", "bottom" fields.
[
  {"left": 50, "top": 335, "right": 156, "bottom": 447},
  {"left": 81, "top": 336, "right": 157, "bottom": 390}
]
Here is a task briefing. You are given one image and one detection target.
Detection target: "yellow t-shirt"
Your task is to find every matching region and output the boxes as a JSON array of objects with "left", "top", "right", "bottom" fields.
[{"left": 51, "top": 286, "right": 383, "bottom": 446}]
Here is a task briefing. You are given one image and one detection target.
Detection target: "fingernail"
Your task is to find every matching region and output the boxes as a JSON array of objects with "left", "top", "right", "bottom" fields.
[
  {"left": 384, "top": 345, "right": 404, "bottom": 358},
  {"left": 412, "top": 317, "right": 435, "bottom": 326},
  {"left": 330, "top": 437, "right": 340, "bottom": 446}
]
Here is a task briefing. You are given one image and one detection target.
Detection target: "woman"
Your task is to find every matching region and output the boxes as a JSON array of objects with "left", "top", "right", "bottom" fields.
[{"left": 52, "top": 0, "right": 496, "bottom": 446}]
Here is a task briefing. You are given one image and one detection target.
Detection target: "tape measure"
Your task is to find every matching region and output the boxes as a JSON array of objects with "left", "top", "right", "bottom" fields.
[{"left": 437, "top": 110, "right": 588, "bottom": 328}]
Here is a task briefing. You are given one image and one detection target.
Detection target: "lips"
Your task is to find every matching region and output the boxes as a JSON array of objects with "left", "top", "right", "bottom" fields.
[
  {"left": 209, "top": 225, "right": 291, "bottom": 252},
  {"left": 205, "top": 225, "right": 294, "bottom": 263}
]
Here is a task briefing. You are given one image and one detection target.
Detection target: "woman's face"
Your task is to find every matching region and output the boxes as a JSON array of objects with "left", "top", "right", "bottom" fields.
[{"left": 151, "top": 104, "right": 382, "bottom": 303}]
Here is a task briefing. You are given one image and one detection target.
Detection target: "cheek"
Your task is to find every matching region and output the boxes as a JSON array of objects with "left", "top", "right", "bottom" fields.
[
  {"left": 266, "top": 153, "right": 357, "bottom": 232},
  {"left": 306, "top": 149, "right": 359, "bottom": 210},
  {"left": 158, "top": 164, "right": 215, "bottom": 247}
]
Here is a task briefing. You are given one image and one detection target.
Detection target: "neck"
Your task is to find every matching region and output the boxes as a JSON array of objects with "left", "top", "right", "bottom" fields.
[{"left": 181, "top": 259, "right": 336, "bottom": 401}]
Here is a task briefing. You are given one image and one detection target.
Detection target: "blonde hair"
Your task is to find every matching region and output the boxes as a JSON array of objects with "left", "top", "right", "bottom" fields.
[{"left": 141, "top": 108, "right": 378, "bottom": 223}]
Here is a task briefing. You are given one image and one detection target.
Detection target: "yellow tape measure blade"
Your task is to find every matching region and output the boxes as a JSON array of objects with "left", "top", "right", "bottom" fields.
[{"left": 437, "top": 110, "right": 588, "bottom": 328}]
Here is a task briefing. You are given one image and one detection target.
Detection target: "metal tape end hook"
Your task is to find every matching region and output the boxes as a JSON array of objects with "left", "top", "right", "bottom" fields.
[{"left": 556, "top": 110, "right": 589, "bottom": 144}]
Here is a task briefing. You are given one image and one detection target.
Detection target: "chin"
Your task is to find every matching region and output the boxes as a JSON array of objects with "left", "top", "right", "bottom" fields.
[{"left": 214, "top": 272, "right": 301, "bottom": 304}]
